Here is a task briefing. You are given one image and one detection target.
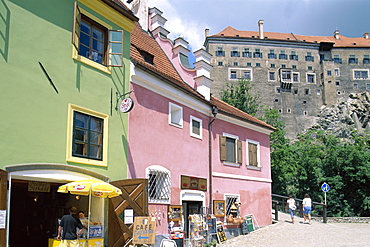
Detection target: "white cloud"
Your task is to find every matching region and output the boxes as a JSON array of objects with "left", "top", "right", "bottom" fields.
[{"left": 149, "top": 0, "right": 205, "bottom": 51}]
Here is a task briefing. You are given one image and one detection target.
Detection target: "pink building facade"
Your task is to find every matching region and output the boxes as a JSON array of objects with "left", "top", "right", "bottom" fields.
[{"left": 128, "top": 2, "right": 275, "bottom": 243}]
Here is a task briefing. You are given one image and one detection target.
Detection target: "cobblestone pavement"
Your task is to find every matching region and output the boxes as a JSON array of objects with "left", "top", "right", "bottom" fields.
[{"left": 218, "top": 213, "right": 370, "bottom": 247}]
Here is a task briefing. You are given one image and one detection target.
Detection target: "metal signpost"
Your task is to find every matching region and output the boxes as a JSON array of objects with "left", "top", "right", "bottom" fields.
[{"left": 321, "top": 182, "right": 330, "bottom": 205}]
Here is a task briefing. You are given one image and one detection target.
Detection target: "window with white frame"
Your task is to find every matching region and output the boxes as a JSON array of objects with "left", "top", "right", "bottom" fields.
[
  {"left": 225, "top": 194, "right": 240, "bottom": 217},
  {"left": 230, "top": 70, "right": 237, "bottom": 79},
  {"left": 281, "top": 70, "right": 292, "bottom": 82},
  {"left": 334, "top": 69, "right": 340, "bottom": 76},
  {"left": 190, "top": 116, "right": 202, "bottom": 139},
  {"left": 169, "top": 102, "right": 183, "bottom": 127},
  {"left": 220, "top": 133, "right": 242, "bottom": 165},
  {"left": 293, "top": 72, "right": 299, "bottom": 82},
  {"left": 353, "top": 70, "right": 369, "bottom": 79},
  {"left": 307, "top": 73, "right": 316, "bottom": 83},
  {"left": 147, "top": 166, "right": 171, "bottom": 203},
  {"left": 246, "top": 139, "right": 260, "bottom": 168}
]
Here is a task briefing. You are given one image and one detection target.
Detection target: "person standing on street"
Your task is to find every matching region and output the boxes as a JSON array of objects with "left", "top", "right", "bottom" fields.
[
  {"left": 286, "top": 195, "right": 297, "bottom": 223},
  {"left": 57, "top": 207, "right": 84, "bottom": 247},
  {"left": 302, "top": 194, "right": 312, "bottom": 224}
]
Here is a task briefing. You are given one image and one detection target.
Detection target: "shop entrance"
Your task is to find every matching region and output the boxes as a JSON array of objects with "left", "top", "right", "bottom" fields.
[
  {"left": 182, "top": 201, "right": 202, "bottom": 237},
  {"left": 9, "top": 179, "right": 71, "bottom": 247}
]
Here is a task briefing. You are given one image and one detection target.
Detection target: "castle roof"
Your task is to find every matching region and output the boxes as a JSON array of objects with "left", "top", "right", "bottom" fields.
[
  {"left": 130, "top": 23, "right": 275, "bottom": 131},
  {"left": 212, "top": 26, "right": 370, "bottom": 48}
]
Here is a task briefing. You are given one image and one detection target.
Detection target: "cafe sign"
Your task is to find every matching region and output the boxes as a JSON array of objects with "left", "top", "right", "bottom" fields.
[{"left": 28, "top": 181, "right": 50, "bottom": 192}]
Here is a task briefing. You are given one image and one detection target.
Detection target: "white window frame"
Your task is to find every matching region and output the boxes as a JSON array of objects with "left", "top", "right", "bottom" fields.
[
  {"left": 146, "top": 165, "right": 171, "bottom": 204},
  {"left": 222, "top": 133, "right": 240, "bottom": 167},
  {"left": 246, "top": 139, "right": 261, "bottom": 169},
  {"left": 334, "top": 68, "right": 340, "bottom": 76},
  {"left": 306, "top": 73, "right": 316, "bottom": 83},
  {"left": 316, "top": 89, "right": 321, "bottom": 95},
  {"left": 190, "top": 116, "right": 202, "bottom": 139},
  {"left": 169, "top": 102, "right": 183, "bottom": 128},
  {"left": 281, "top": 70, "right": 292, "bottom": 82},
  {"left": 228, "top": 68, "right": 253, "bottom": 81},
  {"left": 353, "top": 69, "right": 369, "bottom": 80}
]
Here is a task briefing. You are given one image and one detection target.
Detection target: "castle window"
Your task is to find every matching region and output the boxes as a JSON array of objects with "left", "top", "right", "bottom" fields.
[
  {"left": 230, "top": 71, "right": 237, "bottom": 79},
  {"left": 335, "top": 69, "right": 340, "bottom": 76},
  {"left": 218, "top": 61, "right": 223, "bottom": 66},
  {"left": 354, "top": 70, "right": 368, "bottom": 79},
  {"left": 307, "top": 74, "right": 315, "bottom": 83},
  {"left": 269, "top": 72, "right": 275, "bottom": 80},
  {"left": 363, "top": 55, "right": 370, "bottom": 64},
  {"left": 327, "top": 70, "right": 332, "bottom": 76},
  {"left": 353, "top": 83, "right": 358, "bottom": 89},
  {"left": 349, "top": 55, "right": 358, "bottom": 64},
  {"left": 333, "top": 55, "right": 342, "bottom": 63},
  {"left": 216, "top": 47, "right": 225, "bottom": 57},
  {"left": 279, "top": 51, "right": 287, "bottom": 60}
]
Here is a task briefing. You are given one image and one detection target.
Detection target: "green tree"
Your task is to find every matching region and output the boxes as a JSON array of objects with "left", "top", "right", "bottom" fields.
[{"left": 220, "top": 79, "right": 259, "bottom": 116}]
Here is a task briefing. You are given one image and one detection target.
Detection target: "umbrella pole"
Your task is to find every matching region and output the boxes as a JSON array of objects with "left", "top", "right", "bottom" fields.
[{"left": 88, "top": 189, "right": 92, "bottom": 240}]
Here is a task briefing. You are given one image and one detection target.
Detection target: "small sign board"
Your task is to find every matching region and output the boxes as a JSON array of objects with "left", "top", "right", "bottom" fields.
[
  {"left": 216, "top": 222, "right": 227, "bottom": 243},
  {"left": 124, "top": 209, "right": 134, "bottom": 224},
  {"left": 0, "top": 210, "right": 6, "bottom": 229},
  {"left": 28, "top": 181, "right": 50, "bottom": 192},
  {"left": 132, "top": 217, "right": 156, "bottom": 245},
  {"left": 321, "top": 182, "right": 330, "bottom": 192}
]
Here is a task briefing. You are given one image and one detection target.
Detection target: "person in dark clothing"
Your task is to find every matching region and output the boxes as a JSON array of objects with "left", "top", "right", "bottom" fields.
[{"left": 57, "top": 207, "right": 84, "bottom": 247}]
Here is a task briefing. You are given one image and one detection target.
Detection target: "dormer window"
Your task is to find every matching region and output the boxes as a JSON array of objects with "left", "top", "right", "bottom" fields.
[{"left": 139, "top": 50, "right": 154, "bottom": 65}]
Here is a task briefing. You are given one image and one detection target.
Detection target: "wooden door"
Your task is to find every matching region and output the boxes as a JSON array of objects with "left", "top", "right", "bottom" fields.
[
  {"left": 108, "top": 178, "right": 148, "bottom": 247},
  {"left": 0, "top": 169, "right": 8, "bottom": 247}
]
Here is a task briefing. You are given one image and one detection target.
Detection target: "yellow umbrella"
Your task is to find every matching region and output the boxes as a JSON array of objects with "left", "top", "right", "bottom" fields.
[{"left": 57, "top": 179, "right": 122, "bottom": 198}]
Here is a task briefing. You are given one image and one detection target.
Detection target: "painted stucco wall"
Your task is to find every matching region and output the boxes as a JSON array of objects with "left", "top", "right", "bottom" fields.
[
  {"left": 211, "top": 119, "right": 272, "bottom": 226},
  {"left": 0, "top": 0, "right": 133, "bottom": 181}
]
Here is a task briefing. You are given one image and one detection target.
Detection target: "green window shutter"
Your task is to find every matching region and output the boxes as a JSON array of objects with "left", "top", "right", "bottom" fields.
[
  {"left": 220, "top": 136, "right": 227, "bottom": 161},
  {"left": 108, "top": 30, "right": 123, "bottom": 67},
  {"left": 237, "top": 140, "right": 242, "bottom": 164},
  {"left": 72, "top": 1, "right": 81, "bottom": 52}
]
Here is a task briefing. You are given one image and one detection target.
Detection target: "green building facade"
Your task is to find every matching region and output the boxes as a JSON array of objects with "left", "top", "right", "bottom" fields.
[{"left": 0, "top": 0, "right": 137, "bottom": 246}]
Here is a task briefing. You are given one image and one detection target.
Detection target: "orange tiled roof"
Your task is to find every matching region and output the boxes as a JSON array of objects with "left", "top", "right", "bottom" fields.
[
  {"left": 130, "top": 23, "right": 275, "bottom": 132},
  {"left": 212, "top": 26, "right": 370, "bottom": 48},
  {"left": 210, "top": 96, "right": 275, "bottom": 130}
]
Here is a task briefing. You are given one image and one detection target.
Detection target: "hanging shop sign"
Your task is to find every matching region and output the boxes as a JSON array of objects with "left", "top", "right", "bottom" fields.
[
  {"left": 180, "top": 175, "right": 207, "bottom": 191},
  {"left": 120, "top": 97, "right": 134, "bottom": 113}
]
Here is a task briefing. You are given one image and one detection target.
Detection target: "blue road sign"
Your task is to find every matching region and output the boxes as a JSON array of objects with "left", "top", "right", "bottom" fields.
[{"left": 321, "top": 182, "right": 330, "bottom": 192}]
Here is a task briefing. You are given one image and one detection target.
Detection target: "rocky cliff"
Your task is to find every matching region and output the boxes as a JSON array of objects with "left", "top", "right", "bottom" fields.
[{"left": 307, "top": 92, "right": 370, "bottom": 138}]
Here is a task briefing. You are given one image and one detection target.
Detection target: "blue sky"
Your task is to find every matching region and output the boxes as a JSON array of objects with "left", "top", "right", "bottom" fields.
[{"left": 148, "top": 0, "right": 370, "bottom": 53}]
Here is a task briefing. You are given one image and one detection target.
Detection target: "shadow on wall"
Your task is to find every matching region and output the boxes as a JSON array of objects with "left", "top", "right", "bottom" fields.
[{"left": 0, "top": 0, "right": 10, "bottom": 62}]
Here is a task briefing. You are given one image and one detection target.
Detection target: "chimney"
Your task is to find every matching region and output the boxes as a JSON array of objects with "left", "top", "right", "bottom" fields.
[
  {"left": 258, "top": 20, "right": 264, "bottom": 39},
  {"left": 364, "top": 32, "right": 369, "bottom": 39},
  {"left": 205, "top": 29, "right": 209, "bottom": 38},
  {"left": 334, "top": 30, "right": 340, "bottom": 40}
]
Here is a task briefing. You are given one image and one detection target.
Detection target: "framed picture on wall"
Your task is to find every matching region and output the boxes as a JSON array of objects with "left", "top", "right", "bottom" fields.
[
  {"left": 214, "top": 200, "right": 225, "bottom": 217},
  {"left": 168, "top": 205, "right": 182, "bottom": 221}
]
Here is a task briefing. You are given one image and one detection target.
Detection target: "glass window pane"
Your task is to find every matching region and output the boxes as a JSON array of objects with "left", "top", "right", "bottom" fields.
[
  {"left": 226, "top": 137, "right": 236, "bottom": 162},
  {"left": 110, "top": 31, "right": 122, "bottom": 42},
  {"left": 110, "top": 43, "right": 122, "bottom": 53},
  {"left": 81, "top": 21, "right": 91, "bottom": 34},
  {"left": 90, "top": 132, "right": 102, "bottom": 145},
  {"left": 192, "top": 120, "right": 200, "bottom": 135},
  {"left": 89, "top": 145, "right": 101, "bottom": 159},
  {"left": 90, "top": 118, "right": 102, "bottom": 132},
  {"left": 92, "top": 27, "right": 103, "bottom": 41},
  {"left": 74, "top": 129, "right": 87, "bottom": 141},
  {"left": 74, "top": 112, "right": 88, "bottom": 128},
  {"left": 73, "top": 143, "right": 86, "bottom": 156}
]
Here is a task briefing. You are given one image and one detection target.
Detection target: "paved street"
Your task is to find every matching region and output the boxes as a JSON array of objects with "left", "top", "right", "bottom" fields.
[{"left": 218, "top": 213, "right": 370, "bottom": 247}]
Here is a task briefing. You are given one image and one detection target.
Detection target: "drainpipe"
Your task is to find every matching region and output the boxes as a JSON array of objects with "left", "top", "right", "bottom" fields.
[{"left": 208, "top": 106, "right": 218, "bottom": 214}]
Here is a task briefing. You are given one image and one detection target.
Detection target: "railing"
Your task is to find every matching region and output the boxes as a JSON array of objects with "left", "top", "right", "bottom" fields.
[{"left": 272, "top": 194, "right": 327, "bottom": 223}]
